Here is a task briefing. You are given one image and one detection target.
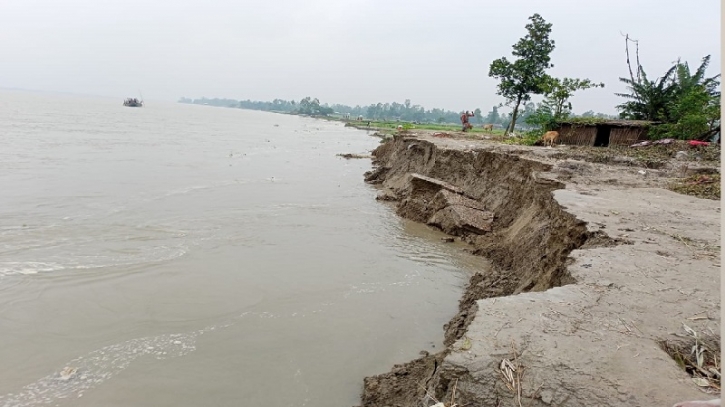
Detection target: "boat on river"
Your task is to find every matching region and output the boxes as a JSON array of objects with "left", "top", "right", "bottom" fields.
[{"left": 123, "top": 98, "right": 143, "bottom": 107}]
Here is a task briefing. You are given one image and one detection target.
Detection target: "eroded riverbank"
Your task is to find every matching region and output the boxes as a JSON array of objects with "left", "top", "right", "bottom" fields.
[
  {"left": 0, "top": 93, "right": 494, "bottom": 407},
  {"left": 357, "top": 133, "right": 720, "bottom": 407}
]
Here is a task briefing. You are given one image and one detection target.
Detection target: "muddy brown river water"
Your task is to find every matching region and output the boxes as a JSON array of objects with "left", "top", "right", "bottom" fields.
[{"left": 0, "top": 90, "right": 490, "bottom": 407}]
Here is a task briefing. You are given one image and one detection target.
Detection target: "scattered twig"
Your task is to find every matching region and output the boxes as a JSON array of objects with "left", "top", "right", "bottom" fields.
[
  {"left": 629, "top": 320, "right": 644, "bottom": 336},
  {"left": 512, "top": 341, "right": 524, "bottom": 407},
  {"left": 619, "top": 318, "right": 633, "bottom": 334},
  {"left": 659, "top": 324, "right": 721, "bottom": 393},
  {"left": 528, "top": 383, "right": 545, "bottom": 407},
  {"left": 418, "top": 384, "right": 440, "bottom": 406},
  {"left": 494, "top": 322, "right": 510, "bottom": 338},
  {"left": 450, "top": 378, "right": 459, "bottom": 407}
]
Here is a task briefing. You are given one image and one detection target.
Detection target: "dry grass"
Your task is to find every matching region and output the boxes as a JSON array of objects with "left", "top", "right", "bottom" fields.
[
  {"left": 552, "top": 142, "right": 720, "bottom": 169},
  {"left": 419, "top": 379, "right": 460, "bottom": 407},
  {"left": 499, "top": 341, "right": 530, "bottom": 407},
  {"left": 668, "top": 174, "right": 721, "bottom": 200},
  {"left": 336, "top": 153, "right": 372, "bottom": 159},
  {"left": 659, "top": 325, "right": 721, "bottom": 395}
]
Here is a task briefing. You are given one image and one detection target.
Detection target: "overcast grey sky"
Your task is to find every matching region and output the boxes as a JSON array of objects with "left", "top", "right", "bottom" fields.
[{"left": 0, "top": 0, "right": 720, "bottom": 114}]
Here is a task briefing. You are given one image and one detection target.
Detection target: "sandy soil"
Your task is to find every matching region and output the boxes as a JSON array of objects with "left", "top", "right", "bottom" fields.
[{"left": 357, "top": 130, "right": 721, "bottom": 407}]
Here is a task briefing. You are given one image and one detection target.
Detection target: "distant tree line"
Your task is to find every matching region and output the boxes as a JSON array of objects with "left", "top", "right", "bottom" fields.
[
  {"left": 178, "top": 96, "right": 613, "bottom": 128},
  {"left": 178, "top": 96, "right": 468, "bottom": 123}
]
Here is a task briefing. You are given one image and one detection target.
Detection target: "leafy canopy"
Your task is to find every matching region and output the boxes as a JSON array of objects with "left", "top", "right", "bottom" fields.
[
  {"left": 544, "top": 77, "right": 605, "bottom": 118},
  {"left": 616, "top": 54, "right": 721, "bottom": 139},
  {"left": 488, "top": 13, "right": 556, "bottom": 132},
  {"left": 489, "top": 14, "right": 555, "bottom": 105}
]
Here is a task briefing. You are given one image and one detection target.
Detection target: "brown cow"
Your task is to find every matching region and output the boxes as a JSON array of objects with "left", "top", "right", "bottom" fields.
[
  {"left": 482, "top": 124, "right": 494, "bottom": 131},
  {"left": 541, "top": 130, "right": 559, "bottom": 147}
]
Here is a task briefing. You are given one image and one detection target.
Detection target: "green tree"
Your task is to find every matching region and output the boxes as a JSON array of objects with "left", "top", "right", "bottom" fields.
[
  {"left": 298, "top": 97, "right": 313, "bottom": 114},
  {"left": 473, "top": 108, "right": 483, "bottom": 124},
  {"left": 297, "top": 97, "right": 334, "bottom": 116},
  {"left": 616, "top": 53, "right": 720, "bottom": 139},
  {"left": 500, "top": 112, "right": 512, "bottom": 132},
  {"left": 543, "top": 77, "right": 604, "bottom": 118},
  {"left": 579, "top": 110, "right": 617, "bottom": 119},
  {"left": 484, "top": 106, "right": 501, "bottom": 125},
  {"left": 615, "top": 65, "right": 678, "bottom": 122},
  {"left": 516, "top": 102, "right": 538, "bottom": 129},
  {"left": 489, "top": 13, "right": 556, "bottom": 134},
  {"left": 668, "top": 55, "right": 721, "bottom": 139}
]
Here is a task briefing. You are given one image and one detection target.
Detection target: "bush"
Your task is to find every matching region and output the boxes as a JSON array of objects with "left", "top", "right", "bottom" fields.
[
  {"left": 648, "top": 114, "right": 711, "bottom": 140},
  {"left": 502, "top": 132, "right": 541, "bottom": 146}
]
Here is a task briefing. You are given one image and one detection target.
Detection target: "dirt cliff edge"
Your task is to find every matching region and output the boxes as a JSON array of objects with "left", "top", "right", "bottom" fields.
[{"left": 358, "top": 135, "right": 720, "bottom": 407}]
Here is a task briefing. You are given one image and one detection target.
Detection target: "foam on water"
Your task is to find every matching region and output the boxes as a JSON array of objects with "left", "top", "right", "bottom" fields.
[
  {"left": 0, "top": 262, "right": 65, "bottom": 275},
  {"left": 0, "top": 306, "right": 340, "bottom": 407},
  {"left": 0, "top": 245, "right": 188, "bottom": 278},
  {"left": 0, "top": 330, "right": 203, "bottom": 407}
]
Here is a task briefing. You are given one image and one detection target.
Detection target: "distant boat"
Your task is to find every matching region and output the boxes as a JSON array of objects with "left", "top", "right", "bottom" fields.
[{"left": 123, "top": 98, "right": 143, "bottom": 107}]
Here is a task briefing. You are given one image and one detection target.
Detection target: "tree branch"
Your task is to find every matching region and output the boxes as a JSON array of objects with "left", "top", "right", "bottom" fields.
[
  {"left": 621, "top": 32, "right": 641, "bottom": 85},
  {"left": 697, "top": 125, "right": 721, "bottom": 141}
]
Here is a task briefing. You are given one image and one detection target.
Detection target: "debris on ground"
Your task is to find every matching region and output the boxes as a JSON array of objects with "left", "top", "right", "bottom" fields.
[
  {"left": 660, "top": 325, "right": 721, "bottom": 394},
  {"left": 676, "top": 151, "right": 690, "bottom": 160},
  {"left": 631, "top": 138, "right": 677, "bottom": 148},
  {"left": 669, "top": 174, "right": 721, "bottom": 200},
  {"left": 337, "top": 153, "right": 372, "bottom": 159},
  {"left": 552, "top": 141, "right": 719, "bottom": 169},
  {"left": 689, "top": 140, "right": 711, "bottom": 147}
]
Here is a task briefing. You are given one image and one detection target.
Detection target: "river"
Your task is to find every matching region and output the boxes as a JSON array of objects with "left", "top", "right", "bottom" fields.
[{"left": 0, "top": 90, "right": 488, "bottom": 407}]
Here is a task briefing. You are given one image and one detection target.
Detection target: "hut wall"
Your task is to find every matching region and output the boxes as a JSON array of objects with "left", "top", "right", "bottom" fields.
[
  {"left": 557, "top": 125, "right": 596, "bottom": 146},
  {"left": 609, "top": 127, "right": 648, "bottom": 146}
]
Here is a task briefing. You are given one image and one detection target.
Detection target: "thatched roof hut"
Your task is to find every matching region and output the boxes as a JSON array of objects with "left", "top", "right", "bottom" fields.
[{"left": 552, "top": 119, "right": 656, "bottom": 147}]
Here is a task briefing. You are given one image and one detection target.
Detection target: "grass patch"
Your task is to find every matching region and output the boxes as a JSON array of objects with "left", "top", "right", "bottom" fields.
[
  {"left": 342, "top": 120, "right": 506, "bottom": 135},
  {"left": 668, "top": 174, "right": 721, "bottom": 200},
  {"left": 548, "top": 142, "right": 720, "bottom": 169},
  {"left": 501, "top": 133, "right": 541, "bottom": 146},
  {"left": 659, "top": 325, "right": 720, "bottom": 394}
]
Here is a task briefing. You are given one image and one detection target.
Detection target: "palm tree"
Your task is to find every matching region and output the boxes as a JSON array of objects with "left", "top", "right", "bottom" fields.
[
  {"left": 673, "top": 55, "right": 720, "bottom": 99},
  {"left": 670, "top": 56, "right": 721, "bottom": 138},
  {"left": 615, "top": 65, "right": 678, "bottom": 122}
]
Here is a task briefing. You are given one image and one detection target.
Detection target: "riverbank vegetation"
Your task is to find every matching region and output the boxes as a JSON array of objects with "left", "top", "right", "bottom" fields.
[
  {"left": 488, "top": 16, "right": 720, "bottom": 142},
  {"left": 180, "top": 15, "right": 719, "bottom": 144}
]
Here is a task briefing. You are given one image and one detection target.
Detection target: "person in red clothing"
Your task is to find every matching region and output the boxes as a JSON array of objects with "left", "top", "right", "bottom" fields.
[{"left": 460, "top": 111, "right": 474, "bottom": 132}]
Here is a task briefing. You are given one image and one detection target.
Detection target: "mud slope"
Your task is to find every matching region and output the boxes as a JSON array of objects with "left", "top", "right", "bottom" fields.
[
  {"left": 360, "top": 136, "right": 597, "bottom": 406},
  {"left": 358, "top": 135, "right": 720, "bottom": 407}
]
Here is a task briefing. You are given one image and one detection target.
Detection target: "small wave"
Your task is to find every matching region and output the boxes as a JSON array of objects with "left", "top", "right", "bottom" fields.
[
  {"left": 0, "top": 328, "right": 209, "bottom": 407},
  {"left": 0, "top": 262, "right": 66, "bottom": 276},
  {"left": 98, "top": 180, "right": 247, "bottom": 218},
  {"left": 159, "top": 180, "right": 245, "bottom": 198},
  {"left": 0, "top": 306, "right": 336, "bottom": 407},
  {"left": 0, "top": 246, "right": 187, "bottom": 278}
]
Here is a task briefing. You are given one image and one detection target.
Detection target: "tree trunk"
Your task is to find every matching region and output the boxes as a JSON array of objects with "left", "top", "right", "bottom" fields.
[
  {"left": 696, "top": 125, "right": 721, "bottom": 141},
  {"left": 507, "top": 96, "right": 523, "bottom": 135}
]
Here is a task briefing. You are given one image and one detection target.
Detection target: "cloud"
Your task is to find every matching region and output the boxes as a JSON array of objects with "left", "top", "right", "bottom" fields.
[{"left": 0, "top": 0, "right": 719, "bottom": 114}]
